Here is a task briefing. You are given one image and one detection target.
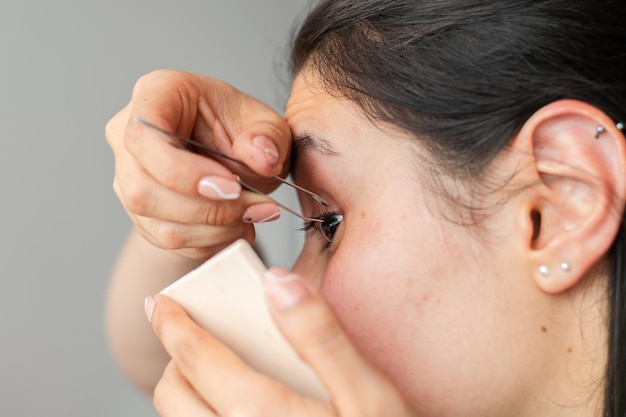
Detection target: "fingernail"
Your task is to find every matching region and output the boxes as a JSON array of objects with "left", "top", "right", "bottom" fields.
[
  {"left": 144, "top": 296, "right": 155, "bottom": 322},
  {"left": 198, "top": 176, "right": 241, "bottom": 200},
  {"left": 252, "top": 136, "right": 279, "bottom": 167},
  {"left": 263, "top": 267, "right": 310, "bottom": 310},
  {"left": 243, "top": 203, "right": 281, "bottom": 223}
]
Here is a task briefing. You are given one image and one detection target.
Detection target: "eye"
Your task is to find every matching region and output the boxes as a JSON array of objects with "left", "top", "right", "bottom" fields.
[
  {"left": 319, "top": 213, "right": 343, "bottom": 243},
  {"left": 302, "top": 211, "right": 344, "bottom": 245}
]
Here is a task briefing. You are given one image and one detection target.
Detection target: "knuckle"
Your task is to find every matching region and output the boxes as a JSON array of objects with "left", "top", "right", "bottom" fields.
[
  {"left": 105, "top": 109, "right": 127, "bottom": 149},
  {"left": 202, "top": 205, "right": 237, "bottom": 226},
  {"left": 152, "top": 376, "right": 171, "bottom": 415},
  {"left": 112, "top": 177, "right": 121, "bottom": 198},
  {"left": 152, "top": 363, "right": 177, "bottom": 414},
  {"left": 133, "top": 70, "right": 190, "bottom": 105},
  {"left": 104, "top": 119, "right": 116, "bottom": 147},
  {"left": 152, "top": 222, "right": 188, "bottom": 250},
  {"left": 135, "top": 69, "right": 173, "bottom": 90},
  {"left": 120, "top": 181, "right": 151, "bottom": 215},
  {"left": 158, "top": 164, "right": 182, "bottom": 190}
]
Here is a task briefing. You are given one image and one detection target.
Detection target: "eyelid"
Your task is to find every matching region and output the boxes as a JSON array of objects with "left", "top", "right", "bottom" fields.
[
  {"left": 301, "top": 208, "right": 335, "bottom": 235},
  {"left": 301, "top": 208, "right": 343, "bottom": 245}
]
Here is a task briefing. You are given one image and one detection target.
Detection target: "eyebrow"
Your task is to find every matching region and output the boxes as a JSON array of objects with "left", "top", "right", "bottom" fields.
[
  {"left": 293, "top": 133, "right": 338, "bottom": 156},
  {"left": 290, "top": 133, "right": 340, "bottom": 179}
]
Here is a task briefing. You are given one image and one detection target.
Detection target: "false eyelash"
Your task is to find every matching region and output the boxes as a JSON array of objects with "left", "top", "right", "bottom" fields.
[
  {"left": 299, "top": 209, "right": 340, "bottom": 249},
  {"left": 300, "top": 208, "right": 336, "bottom": 234}
]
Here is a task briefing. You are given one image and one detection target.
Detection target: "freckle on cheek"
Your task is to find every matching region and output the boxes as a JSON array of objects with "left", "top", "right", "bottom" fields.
[{"left": 541, "top": 326, "right": 547, "bottom": 333}]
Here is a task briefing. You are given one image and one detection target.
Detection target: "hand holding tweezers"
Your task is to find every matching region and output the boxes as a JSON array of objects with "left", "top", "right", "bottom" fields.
[{"left": 134, "top": 117, "right": 326, "bottom": 223}]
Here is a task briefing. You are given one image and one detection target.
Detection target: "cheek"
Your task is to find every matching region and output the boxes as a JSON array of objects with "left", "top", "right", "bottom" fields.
[
  {"left": 319, "top": 234, "right": 436, "bottom": 371},
  {"left": 316, "top": 225, "right": 527, "bottom": 416},
  {"left": 319, "top": 236, "right": 469, "bottom": 414},
  {"left": 319, "top": 212, "right": 454, "bottom": 350}
]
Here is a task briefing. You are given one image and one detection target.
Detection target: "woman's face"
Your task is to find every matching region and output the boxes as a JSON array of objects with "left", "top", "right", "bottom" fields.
[{"left": 285, "top": 71, "right": 553, "bottom": 417}]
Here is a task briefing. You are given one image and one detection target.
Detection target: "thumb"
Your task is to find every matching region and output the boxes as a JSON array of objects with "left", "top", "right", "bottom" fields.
[
  {"left": 233, "top": 122, "right": 292, "bottom": 180},
  {"left": 230, "top": 103, "right": 292, "bottom": 181},
  {"left": 262, "top": 267, "right": 406, "bottom": 414}
]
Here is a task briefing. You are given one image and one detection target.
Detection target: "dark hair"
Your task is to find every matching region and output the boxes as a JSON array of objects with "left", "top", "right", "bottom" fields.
[{"left": 290, "top": 1, "right": 626, "bottom": 415}]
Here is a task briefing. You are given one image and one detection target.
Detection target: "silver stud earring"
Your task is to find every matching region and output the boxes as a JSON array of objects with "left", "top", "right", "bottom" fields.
[
  {"left": 538, "top": 265, "right": 550, "bottom": 277},
  {"left": 560, "top": 262, "right": 571, "bottom": 272},
  {"left": 595, "top": 125, "right": 606, "bottom": 139},
  {"left": 595, "top": 122, "right": 624, "bottom": 139}
]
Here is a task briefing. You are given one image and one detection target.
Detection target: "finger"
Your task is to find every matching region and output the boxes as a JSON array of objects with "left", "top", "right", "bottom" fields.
[
  {"left": 129, "top": 70, "right": 291, "bottom": 186},
  {"left": 148, "top": 294, "right": 284, "bottom": 415},
  {"left": 148, "top": 296, "right": 337, "bottom": 417},
  {"left": 113, "top": 124, "right": 280, "bottom": 235},
  {"left": 105, "top": 104, "right": 131, "bottom": 152},
  {"left": 123, "top": 71, "right": 238, "bottom": 198},
  {"left": 125, "top": 124, "right": 241, "bottom": 198},
  {"left": 128, "top": 69, "right": 201, "bottom": 138},
  {"left": 230, "top": 112, "right": 292, "bottom": 179},
  {"left": 191, "top": 74, "right": 292, "bottom": 178},
  {"left": 131, "top": 215, "right": 253, "bottom": 254},
  {"left": 262, "top": 267, "right": 411, "bottom": 416},
  {"left": 115, "top": 165, "right": 270, "bottom": 226},
  {"left": 153, "top": 361, "right": 218, "bottom": 417}
]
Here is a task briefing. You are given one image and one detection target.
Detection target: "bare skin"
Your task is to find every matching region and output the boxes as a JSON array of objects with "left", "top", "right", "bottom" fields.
[{"left": 106, "top": 69, "right": 626, "bottom": 416}]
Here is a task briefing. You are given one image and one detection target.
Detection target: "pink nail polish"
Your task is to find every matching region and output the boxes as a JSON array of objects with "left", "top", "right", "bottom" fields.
[
  {"left": 144, "top": 296, "right": 155, "bottom": 322},
  {"left": 263, "top": 268, "right": 309, "bottom": 310},
  {"left": 243, "top": 203, "right": 281, "bottom": 223},
  {"left": 198, "top": 176, "right": 241, "bottom": 200},
  {"left": 252, "top": 136, "right": 279, "bottom": 167}
]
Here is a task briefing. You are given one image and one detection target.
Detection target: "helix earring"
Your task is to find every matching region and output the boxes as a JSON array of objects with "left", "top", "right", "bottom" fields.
[
  {"left": 595, "top": 122, "right": 624, "bottom": 139},
  {"left": 595, "top": 125, "right": 606, "bottom": 139}
]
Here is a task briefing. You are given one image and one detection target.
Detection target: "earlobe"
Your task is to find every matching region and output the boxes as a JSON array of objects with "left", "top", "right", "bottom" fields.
[
  {"left": 535, "top": 261, "right": 577, "bottom": 294},
  {"left": 513, "top": 100, "right": 626, "bottom": 294}
]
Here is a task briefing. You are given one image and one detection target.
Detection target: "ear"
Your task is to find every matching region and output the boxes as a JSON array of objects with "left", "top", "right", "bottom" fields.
[{"left": 511, "top": 100, "right": 626, "bottom": 294}]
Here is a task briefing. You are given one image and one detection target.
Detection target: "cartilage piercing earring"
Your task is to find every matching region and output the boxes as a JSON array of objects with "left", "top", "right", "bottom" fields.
[
  {"left": 595, "top": 122, "right": 624, "bottom": 139},
  {"left": 595, "top": 125, "right": 606, "bottom": 139},
  {"left": 538, "top": 265, "right": 550, "bottom": 277},
  {"left": 560, "top": 262, "right": 571, "bottom": 272}
]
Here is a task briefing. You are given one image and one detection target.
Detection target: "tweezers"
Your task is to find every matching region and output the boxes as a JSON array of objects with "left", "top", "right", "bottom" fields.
[{"left": 134, "top": 117, "right": 326, "bottom": 223}]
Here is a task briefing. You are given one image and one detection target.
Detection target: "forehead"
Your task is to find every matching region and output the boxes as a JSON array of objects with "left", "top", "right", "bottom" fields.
[
  {"left": 285, "top": 70, "right": 428, "bottom": 193},
  {"left": 285, "top": 69, "right": 376, "bottom": 146},
  {"left": 285, "top": 70, "right": 421, "bottom": 160},
  {"left": 285, "top": 71, "right": 334, "bottom": 122},
  {"left": 285, "top": 71, "right": 344, "bottom": 180}
]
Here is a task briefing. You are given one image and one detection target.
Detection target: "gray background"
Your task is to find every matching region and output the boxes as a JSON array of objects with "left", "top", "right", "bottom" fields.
[{"left": 0, "top": 1, "right": 310, "bottom": 416}]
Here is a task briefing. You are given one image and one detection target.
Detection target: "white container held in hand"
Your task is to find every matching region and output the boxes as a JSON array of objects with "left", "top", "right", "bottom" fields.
[{"left": 159, "top": 239, "right": 329, "bottom": 401}]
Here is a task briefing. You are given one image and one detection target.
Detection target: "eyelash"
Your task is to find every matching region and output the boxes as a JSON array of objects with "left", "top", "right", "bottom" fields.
[{"left": 301, "top": 209, "right": 344, "bottom": 248}]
